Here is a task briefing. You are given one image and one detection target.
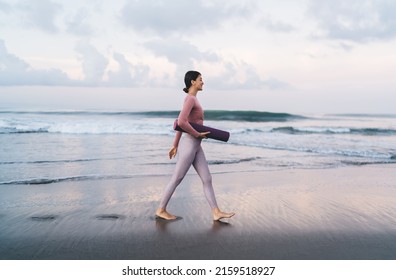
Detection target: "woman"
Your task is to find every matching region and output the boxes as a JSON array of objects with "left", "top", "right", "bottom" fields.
[{"left": 155, "top": 71, "right": 235, "bottom": 221}]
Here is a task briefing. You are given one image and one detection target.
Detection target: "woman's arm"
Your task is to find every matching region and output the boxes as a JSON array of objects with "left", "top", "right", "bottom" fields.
[
  {"left": 172, "top": 131, "right": 182, "bottom": 148},
  {"left": 177, "top": 96, "right": 201, "bottom": 138}
]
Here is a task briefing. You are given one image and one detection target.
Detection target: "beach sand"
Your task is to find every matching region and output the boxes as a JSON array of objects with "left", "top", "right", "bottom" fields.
[{"left": 1, "top": 164, "right": 396, "bottom": 260}]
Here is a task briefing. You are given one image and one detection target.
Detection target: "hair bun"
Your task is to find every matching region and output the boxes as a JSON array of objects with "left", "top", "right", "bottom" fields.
[{"left": 183, "top": 87, "right": 188, "bottom": 93}]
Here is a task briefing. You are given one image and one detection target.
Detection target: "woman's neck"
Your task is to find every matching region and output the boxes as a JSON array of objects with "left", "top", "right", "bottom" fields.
[{"left": 188, "top": 89, "right": 198, "bottom": 97}]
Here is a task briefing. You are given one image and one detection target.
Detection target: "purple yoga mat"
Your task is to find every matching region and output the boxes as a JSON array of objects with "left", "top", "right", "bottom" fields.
[{"left": 173, "top": 119, "right": 230, "bottom": 142}]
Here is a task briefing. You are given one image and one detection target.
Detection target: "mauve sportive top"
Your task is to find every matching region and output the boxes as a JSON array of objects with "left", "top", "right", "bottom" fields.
[{"left": 173, "top": 95, "right": 204, "bottom": 146}]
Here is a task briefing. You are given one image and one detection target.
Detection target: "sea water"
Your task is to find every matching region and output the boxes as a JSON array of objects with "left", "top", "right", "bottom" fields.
[{"left": 0, "top": 110, "right": 395, "bottom": 185}]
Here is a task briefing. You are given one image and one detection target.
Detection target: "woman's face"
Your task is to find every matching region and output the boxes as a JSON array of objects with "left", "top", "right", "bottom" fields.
[{"left": 192, "top": 75, "right": 204, "bottom": 91}]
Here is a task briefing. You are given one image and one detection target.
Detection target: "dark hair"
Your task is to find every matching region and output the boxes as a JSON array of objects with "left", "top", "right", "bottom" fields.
[{"left": 183, "top": 70, "right": 201, "bottom": 93}]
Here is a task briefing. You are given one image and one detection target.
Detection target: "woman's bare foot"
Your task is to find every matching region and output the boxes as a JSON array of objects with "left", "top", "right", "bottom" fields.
[
  {"left": 155, "top": 208, "right": 178, "bottom": 220},
  {"left": 213, "top": 208, "right": 235, "bottom": 221}
]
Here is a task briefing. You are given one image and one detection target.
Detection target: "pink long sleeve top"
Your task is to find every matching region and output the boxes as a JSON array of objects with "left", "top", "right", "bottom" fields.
[{"left": 172, "top": 95, "right": 204, "bottom": 147}]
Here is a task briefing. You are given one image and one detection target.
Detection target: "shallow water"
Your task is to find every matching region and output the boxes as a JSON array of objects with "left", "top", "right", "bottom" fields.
[{"left": 1, "top": 111, "right": 395, "bottom": 186}]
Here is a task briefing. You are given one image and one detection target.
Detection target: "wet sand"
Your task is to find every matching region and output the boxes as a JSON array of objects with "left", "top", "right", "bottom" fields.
[{"left": 1, "top": 165, "right": 396, "bottom": 259}]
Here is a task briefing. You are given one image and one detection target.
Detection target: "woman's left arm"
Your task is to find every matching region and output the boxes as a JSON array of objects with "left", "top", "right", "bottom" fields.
[
  {"left": 169, "top": 131, "right": 182, "bottom": 159},
  {"left": 172, "top": 131, "right": 182, "bottom": 148}
]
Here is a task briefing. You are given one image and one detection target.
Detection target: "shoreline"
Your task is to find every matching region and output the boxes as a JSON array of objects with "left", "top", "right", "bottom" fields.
[{"left": 1, "top": 164, "right": 396, "bottom": 260}]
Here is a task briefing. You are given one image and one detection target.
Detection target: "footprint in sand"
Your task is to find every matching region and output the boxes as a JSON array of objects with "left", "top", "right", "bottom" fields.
[
  {"left": 95, "top": 214, "right": 125, "bottom": 220},
  {"left": 30, "top": 215, "right": 58, "bottom": 221}
]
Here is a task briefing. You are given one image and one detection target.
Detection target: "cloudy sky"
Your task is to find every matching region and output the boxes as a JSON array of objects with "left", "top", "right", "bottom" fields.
[{"left": 0, "top": 0, "right": 395, "bottom": 113}]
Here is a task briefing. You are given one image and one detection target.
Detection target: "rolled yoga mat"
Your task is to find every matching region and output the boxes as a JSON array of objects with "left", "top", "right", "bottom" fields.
[{"left": 173, "top": 119, "right": 230, "bottom": 142}]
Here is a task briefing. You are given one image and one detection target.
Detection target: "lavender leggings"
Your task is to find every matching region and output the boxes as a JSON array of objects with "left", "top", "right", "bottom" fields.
[{"left": 159, "top": 133, "right": 218, "bottom": 209}]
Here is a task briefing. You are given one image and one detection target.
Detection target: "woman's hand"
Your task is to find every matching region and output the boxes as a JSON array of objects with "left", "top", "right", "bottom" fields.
[
  {"left": 197, "top": 131, "right": 210, "bottom": 139},
  {"left": 169, "top": 146, "right": 178, "bottom": 159}
]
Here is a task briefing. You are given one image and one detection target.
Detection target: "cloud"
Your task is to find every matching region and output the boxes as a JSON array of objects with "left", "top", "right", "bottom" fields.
[
  {"left": 260, "top": 17, "right": 296, "bottom": 33},
  {"left": 65, "top": 8, "right": 94, "bottom": 36},
  {"left": 17, "top": 0, "right": 62, "bottom": 33},
  {"left": 0, "top": 1, "right": 11, "bottom": 13},
  {"left": 0, "top": 32, "right": 281, "bottom": 91},
  {"left": 74, "top": 41, "right": 152, "bottom": 87},
  {"left": 1, "top": 35, "right": 288, "bottom": 90},
  {"left": 308, "top": 0, "right": 396, "bottom": 42},
  {"left": 107, "top": 52, "right": 150, "bottom": 87},
  {"left": 144, "top": 37, "right": 220, "bottom": 72},
  {"left": 0, "top": 39, "right": 151, "bottom": 87},
  {"left": 74, "top": 40, "right": 109, "bottom": 85},
  {"left": 120, "top": 0, "right": 253, "bottom": 36},
  {"left": 262, "top": 77, "right": 290, "bottom": 90},
  {"left": 1, "top": 1, "right": 95, "bottom": 37},
  {"left": 144, "top": 37, "right": 289, "bottom": 90},
  {"left": 0, "top": 39, "right": 72, "bottom": 86},
  {"left": 206, "top": 61, "right": 290, "bottom": 90}
]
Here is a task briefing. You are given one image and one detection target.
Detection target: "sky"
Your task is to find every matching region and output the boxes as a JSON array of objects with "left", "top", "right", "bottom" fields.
[{"left": 0, "top": 0, "right": 395, "bottom": 114}]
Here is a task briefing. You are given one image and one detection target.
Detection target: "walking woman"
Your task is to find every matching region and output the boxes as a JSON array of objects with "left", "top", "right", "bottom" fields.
[{"left": 155, "top": 71, "right": 235, "bottom": 221}]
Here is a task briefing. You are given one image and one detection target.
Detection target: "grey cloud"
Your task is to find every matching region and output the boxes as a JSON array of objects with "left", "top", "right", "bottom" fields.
[
  {"left": 0, "top": 39, "right": 72, "bottom": 86},
  {"left": 144, "top": 37, "right": 289, "bottom": 90},
  {"left": 0, "top": 1, "right": 11, "bottom": 12},
  {"left": 1, "top": 36, "right": 288, "bottom": 90},
  {"left": 0, "top": 39, "right": 152, "bottom": 87},
  {"left": 260, "top": 17, "right": 295, "bottom": 33},
  {"left": 74, "top": 40, "right": 109, "bottom": 85},
  {"left": 207, "top": 61, "right": 290, "bottom": 90},
  {"left": 0, "top": 39, "right": 155, "bottom": 87},
  {"left": 107, "top": 52, "right": 150, "bottom": 87},
  {"left": 144, "top": 38, "right": 220, "bottom": 71},
  {"left": 66, "top": 8, "right": 94, "bottom": 36},
  {"left": 336, "top": 42, "right": 354, "bottom": 52},
  {"left": 2, "top": 1, "right": 96, "bottom": 37},
  {"left": 308, "top": 0, "right": 396, "bottom": 42},
  {"left": 262, "top": 77, "right": 290, "bottom": 90},
  {"left": 0, "top": 39, "right": 29, "bottom": 72},
  {"left": 17, "top": 0, "right": 62, "bottom": 33},
  {"left": 74, "top": 42, "right": 151, "bottom": 87},
  {"left": 120, "top": 0, "right": 253, "bottom": 36}
]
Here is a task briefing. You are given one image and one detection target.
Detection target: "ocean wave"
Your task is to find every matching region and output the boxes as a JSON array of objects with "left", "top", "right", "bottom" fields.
[
  {"left": 350, "top": 128, "right": 396, "bottom": 136},
  {"left": 0, "top": 175, "right": 118, "bottom": 185},
  {"left": 3, "top": 110, "right": 394, "bottom": 137},
  {"left": 229, "top": 141, "right": 396, "bottom": 161},
  {"left": 329, "top": 113, "right": 396, "bottom": 119},
  {"left": 0, "top": 110, "right": 306, "bottom": 122},
  {"left": 341, "top": 160, "right": 396, "bottom": 166},
  {"left": 0, "top": 173, "right": 169, "bottom": 185},
  {"left": 141, "top": 110, "right": 305, "bottom": 122},
  {"left": 0, "top": 122, "right": 174, "bottom": 135},
  {"left": 0, "top": 157, "right": 124, "bottom": 165},
  {"left": 208, "top": 157, "right": 261, "bottom": 165},
  {"left": 269, "top": 126, "right": 396, "bottom": 136},
  {"left": 0, "top": 127, "right": 49, "bottom": 134},
  {"left": 0, "top": 157, "right": 260, "bottom": 167}
]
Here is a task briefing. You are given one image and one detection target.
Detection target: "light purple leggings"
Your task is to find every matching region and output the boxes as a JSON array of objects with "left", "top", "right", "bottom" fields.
[{"left": 159, "top": 133, "right": 218, "bottom": 209}]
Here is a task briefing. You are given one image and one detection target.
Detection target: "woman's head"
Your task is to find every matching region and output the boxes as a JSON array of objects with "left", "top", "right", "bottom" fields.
[{"left": 183, "top": 70, "right": 202, "bottom": 93}]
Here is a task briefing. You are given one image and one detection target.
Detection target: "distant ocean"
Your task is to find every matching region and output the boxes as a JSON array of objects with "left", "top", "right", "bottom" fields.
[{"left": 1, "top": 110, "right": 395, "bottom": 185}]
